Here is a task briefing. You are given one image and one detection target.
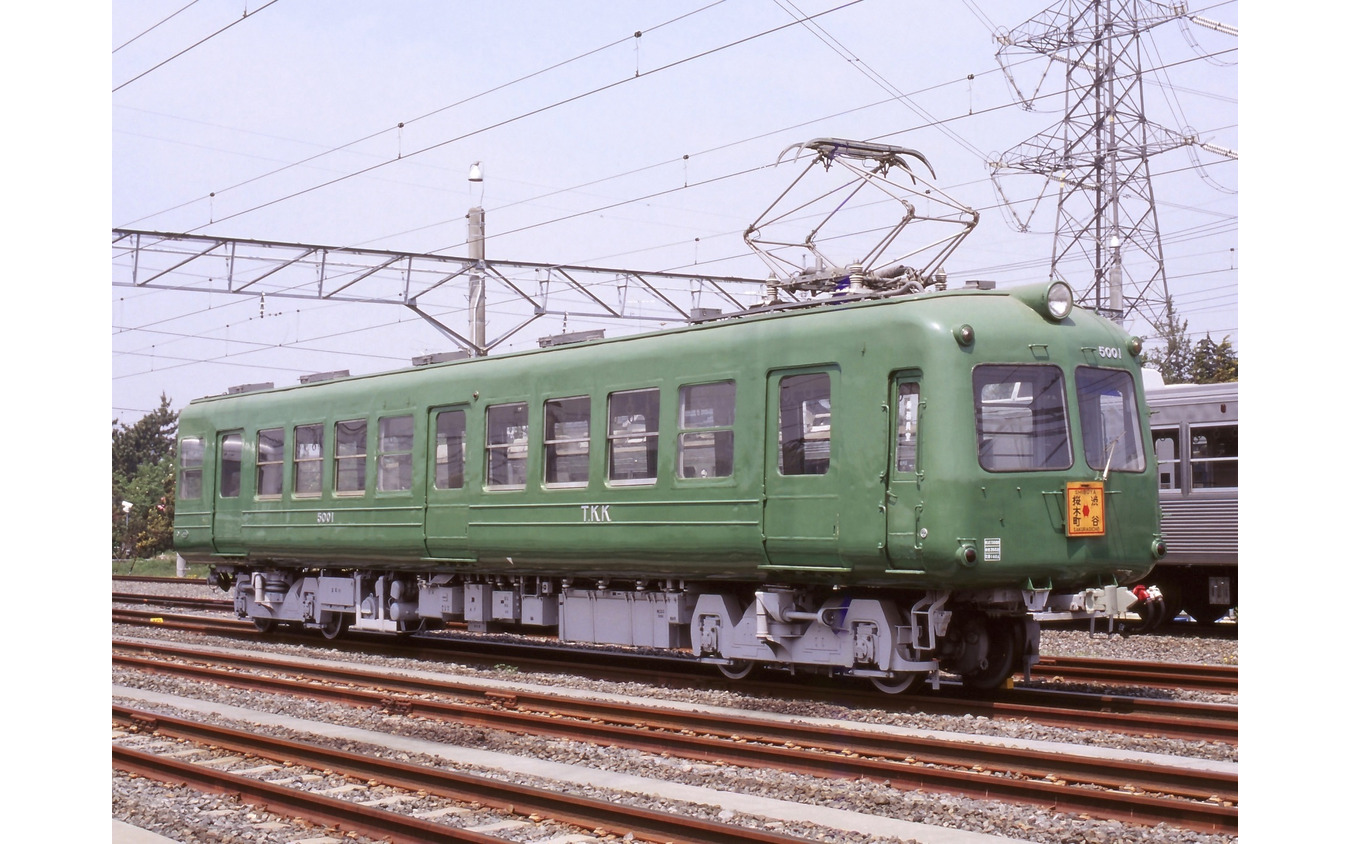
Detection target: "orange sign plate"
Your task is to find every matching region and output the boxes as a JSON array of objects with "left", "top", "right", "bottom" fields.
[{"left": 1066, "top": 481, "right": 1106, "bottom": 537}]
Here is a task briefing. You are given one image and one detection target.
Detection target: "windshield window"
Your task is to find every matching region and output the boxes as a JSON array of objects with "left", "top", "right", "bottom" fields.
[
  {"left": 1076, "top": 367, "right": 1146, "bottom": 473},
  {"left": 973, "top": 364, "right": 1071, "bottom": 471}
]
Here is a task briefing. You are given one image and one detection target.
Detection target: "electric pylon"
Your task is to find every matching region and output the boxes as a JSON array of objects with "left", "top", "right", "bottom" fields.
[{"left": 990, "top": 0, "right": 1235, "bottom": 331}]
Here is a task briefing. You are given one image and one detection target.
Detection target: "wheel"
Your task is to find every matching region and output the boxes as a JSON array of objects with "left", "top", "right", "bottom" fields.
[
  {"left": 319, "top": 614, "right": 347, "bottom": 640},
  {"left": 870, "top": 673, "right": 918, "bottom": 694},
  {"left": 252, "top": 616, "right": 275, "bottom": 634},
  {"left": 960, "top": 619, "right": 1022, "bottom": 692},
  {"left": 717, "top": 660, "right": 755, "bottom": 680}
]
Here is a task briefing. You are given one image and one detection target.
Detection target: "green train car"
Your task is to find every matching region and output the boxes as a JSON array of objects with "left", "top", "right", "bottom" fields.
[{"left": 175, "top": 279, "right": 1165, "bottom": 692}]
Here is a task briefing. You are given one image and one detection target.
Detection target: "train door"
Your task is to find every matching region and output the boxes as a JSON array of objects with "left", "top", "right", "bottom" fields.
[
  {"left": 762, "top": 367, "right": 846, "bottom": 571},
  {"left": 884, "top": 375, "right": 926, "bottom": 571},
  {"left": 212, "top": 430, "right": 246, "bottom": 555},
  {"left": 425, "top": 405, "right": 471, "bottom": 559}
]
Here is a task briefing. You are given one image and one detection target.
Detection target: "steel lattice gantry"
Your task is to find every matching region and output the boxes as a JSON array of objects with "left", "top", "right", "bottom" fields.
[{"left": 112, "top": 229, "right": 771, "bottom": 357}]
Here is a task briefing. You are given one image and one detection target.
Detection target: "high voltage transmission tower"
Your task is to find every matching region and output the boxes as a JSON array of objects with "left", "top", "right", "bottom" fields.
[{"left": 989, "top": 0, "right": 1237, "bottom": 331}]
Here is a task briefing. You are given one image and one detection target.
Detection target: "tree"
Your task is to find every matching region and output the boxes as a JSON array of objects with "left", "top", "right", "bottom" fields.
[
  {"left": 1140, "top": 296, "right": 1193, "bottom": 384},
  {"left": 112, "top": 394, "right": 179, "bottom": 559},
  {"left": 1190, "top": 334, "right": 1238, "bottom": 384}
]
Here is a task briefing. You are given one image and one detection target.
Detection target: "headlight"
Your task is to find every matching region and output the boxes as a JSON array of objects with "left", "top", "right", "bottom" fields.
[
  {"left": 1011, "top": 281, "right": 1075, "bottom": 321},
  {"left": 1047, "top": 281, "right": 1074, "bottom": 320}
]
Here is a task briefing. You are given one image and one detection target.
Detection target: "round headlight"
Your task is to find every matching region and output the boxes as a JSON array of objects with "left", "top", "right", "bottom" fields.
[{"left": 1047, "top": 281, "right": 1074, "bottom": 320}]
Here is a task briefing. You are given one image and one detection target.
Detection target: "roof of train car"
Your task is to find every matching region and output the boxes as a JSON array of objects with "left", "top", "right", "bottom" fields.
[
  {"left": 181, "top": 281, "right": 1133, "bottom": 411},
  {"left": 1144, "top": 380, "right": 1238, "bottom": 406}
]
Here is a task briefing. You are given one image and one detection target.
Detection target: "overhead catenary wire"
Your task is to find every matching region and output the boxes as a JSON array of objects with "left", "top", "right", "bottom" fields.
[
  {"left": 113, "top": 0, "right": 282, "bottom": 93},
  {"left": 124, "top": 1, "right": 868, "bottom": 238}
]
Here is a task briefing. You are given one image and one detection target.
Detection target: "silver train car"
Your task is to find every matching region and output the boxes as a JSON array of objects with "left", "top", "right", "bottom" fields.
[{"left": 1143, "top": 376, "right": 1238, "bottom": 624}]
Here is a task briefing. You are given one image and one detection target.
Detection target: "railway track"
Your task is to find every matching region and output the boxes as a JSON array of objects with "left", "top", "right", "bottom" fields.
[
  {"left": 112, "top": 606, "right": 1237, "bottom": 744},
  {"left": 114, "top": 705, "right": 823, "bottom": 844},
  {"left": 1033, "top": 654, "right": 1237, "bottom": 694},
  {"left": 114, "top": 639, "right": 1236, "bottom": 834}
]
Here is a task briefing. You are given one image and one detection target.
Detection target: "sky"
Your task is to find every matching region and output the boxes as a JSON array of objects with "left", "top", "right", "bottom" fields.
[{"left": 109, "top": 0, "right": 1240, "bottom": 420}]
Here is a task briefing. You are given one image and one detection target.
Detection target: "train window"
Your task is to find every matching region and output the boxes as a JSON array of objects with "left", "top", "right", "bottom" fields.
[
  {"left": 256, "top": 428, "right": 284, "bottom": 498},
  {"left": 608, "top": 389, "right": 660, "bottom": 483},
  {"left": 335, "top": 419, "right": 368, "bottom": 493},
  {"left": 219, "top": 433, "right": 242, "bottom": 498},
  {"left": 1191, "top": 424, "right": 1238, "bottom": 488},
  {"left": 973, "top": 364, "right": 1070, "bottom": 472},
  {"left": 293, "top": 423, "right": 324, "bottom": 496},
  {"left": 1076, "top": 367, "right": 1145, "bottom": 473},
  {"left": 178, "top": 437, "right": 203, "bottom": 500},
  {"left": 486, "top": 403, "right": 529, "bottom": 488},
  {"left": 434, "top": 410, "right": 466, "bottom": 490},
  {"left": 678, "top": 381, "right": 735, "bottom": 479},
  {"left": 779, "top": 373, "right": 831, "bottom": 475},
  {"left": 377, "top": 415, "right": 414, "bottom": 492},
  {"left": 545, "top": 396, "right": 590, "bottom": 487},
  {"left": 895, "top": 381, "right": 919, "bottom": 473},
  {"left": 1154, "top": 428, "right": 1181, "bottom": 490}
]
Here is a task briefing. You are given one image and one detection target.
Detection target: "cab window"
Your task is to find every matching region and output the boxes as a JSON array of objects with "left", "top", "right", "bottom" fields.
[
  {"left": 973, "top": 364, "right": 1070, "bottom": 471},
  {"left": 1076, "top": 367, "right": 1145, "bottom": 473}
]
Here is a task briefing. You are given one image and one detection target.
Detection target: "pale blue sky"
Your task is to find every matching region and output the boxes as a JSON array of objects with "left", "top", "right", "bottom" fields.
[{"left": 111, "top": 0, "right": 1238, "bottom": 418}]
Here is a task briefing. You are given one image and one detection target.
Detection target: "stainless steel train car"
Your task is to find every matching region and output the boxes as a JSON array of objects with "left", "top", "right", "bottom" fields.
[{"left": 1143, "top": 378, "right": 1238, "bottom": 624}]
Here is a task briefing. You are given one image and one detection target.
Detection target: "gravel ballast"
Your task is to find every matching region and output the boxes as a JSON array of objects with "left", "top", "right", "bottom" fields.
[{"left": 113, "top": 582, "right": 1237, "bottom": 844}]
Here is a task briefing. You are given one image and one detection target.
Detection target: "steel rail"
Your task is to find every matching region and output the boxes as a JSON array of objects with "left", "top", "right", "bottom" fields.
[
  {"left": 112, "top": 593, "right": 232, "bottom": 611},
  {"left": 1033, "top": 655, "right": 1238, "bottom": 694},
  {"left": 114, "top": 647, "right": 1237, "bottom": 833},
  {"left": 113, "top": 706, "right": 833, "bottom": 844},
  {"left": 113, "top": 744, "right": 503, "bottom": 844}
]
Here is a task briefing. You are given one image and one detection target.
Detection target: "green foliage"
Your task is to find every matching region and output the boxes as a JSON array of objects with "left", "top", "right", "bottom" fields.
[
  {"left": 1141, "top": 298, "right": 1237, "bottom": 385},
  {"left": 113, "top": 394, "right": 179, "bottom": 558},
  {"left": 1140, "top": 297, "right": 1194, "bottom": 384},
  {"left": 1190, "top": 334, "right": 1239, "bottom": 384}
]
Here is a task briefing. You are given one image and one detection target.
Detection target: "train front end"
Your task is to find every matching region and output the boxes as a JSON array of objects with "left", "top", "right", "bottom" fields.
[{"left": 902, "top": 281, "right": 1165, "bottom": 626}]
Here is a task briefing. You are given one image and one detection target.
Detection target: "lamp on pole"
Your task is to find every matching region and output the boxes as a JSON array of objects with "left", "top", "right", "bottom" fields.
[{"left": 467, "top": 162, "right": 486, "bottom": 356}]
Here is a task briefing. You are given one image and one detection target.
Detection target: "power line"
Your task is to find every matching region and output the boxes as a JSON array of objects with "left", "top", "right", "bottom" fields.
[
  {"left": 117, "top": 1, "right": 732, "bottom": 230},
  {"left": 130, "top": 1, "right": 866, "bottom": 238},
  {"left": 113, "top": 0, "right": 282, "bottom": 93},
  {"left": 113, "top": 0, "right": 203, "bottom": 54}
]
